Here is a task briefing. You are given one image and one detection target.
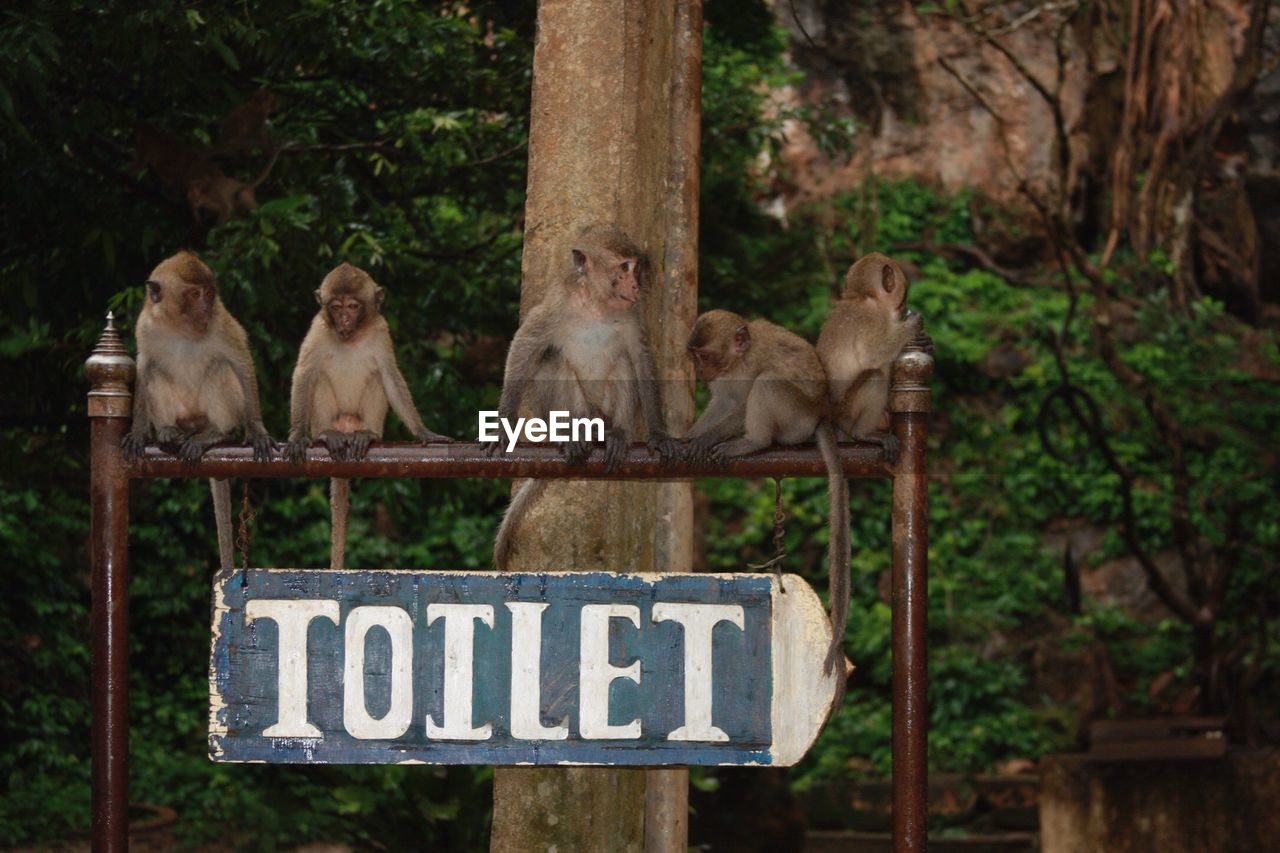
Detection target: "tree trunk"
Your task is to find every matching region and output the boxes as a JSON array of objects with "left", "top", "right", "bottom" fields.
[{"left": 489, "top": 0, "right": 701, "bottom": 850}]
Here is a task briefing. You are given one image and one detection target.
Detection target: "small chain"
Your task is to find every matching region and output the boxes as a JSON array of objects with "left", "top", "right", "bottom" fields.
[
  {"left": 748, "top": 477, "right": 787, "bottom": 591},
  {"left": 237, "top": 481, "right": 256, "bottom": 570}
]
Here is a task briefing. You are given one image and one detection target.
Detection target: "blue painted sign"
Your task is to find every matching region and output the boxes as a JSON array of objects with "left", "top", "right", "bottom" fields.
[{"left": 210, "top": 569, "right": 840, "bottom": 766}]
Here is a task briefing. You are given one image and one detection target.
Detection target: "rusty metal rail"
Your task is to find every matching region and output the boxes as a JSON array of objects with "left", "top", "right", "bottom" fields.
[
  {"left": 127, "top": 442, "right": 892, "bottom": 480},
  {"left": 85, "top": 314, "right": 934, "bottom": 853}
]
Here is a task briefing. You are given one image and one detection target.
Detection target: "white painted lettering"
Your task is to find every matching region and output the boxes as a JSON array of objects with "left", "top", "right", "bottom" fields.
[
  {"left": 246, "top": 599, "right": 339, "bottom": 738},
  {"left": 343, "top": 606, "right": 414, "bottom": 740},
  {"left": 506, "top": 603, "right": 569, "bottom": 740},
  {"left": 426, "top": 603, "right": 494, "bottom": 740},
  {"left": 579, "top": 604, "right": 642, "bottom": 739},
  {"left": 652, "top": 603, "right": 744, "bottom": 742}
]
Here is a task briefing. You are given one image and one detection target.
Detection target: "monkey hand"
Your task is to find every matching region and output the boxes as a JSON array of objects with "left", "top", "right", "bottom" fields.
[
  {"left": 416, "top": 429, "right": 455, "bottom": 445},
  {"left": 561, "top": 439, "right": 591, "bottom": 467},
  {"left": 347, "top": 430, "right": 375, "bottom": 461},
  {"left": 250, "top": 431, "right": 275, "bottom": 464},
  {"left": 646, "top": 430, "right": 680, "bottom": 465},
  {"left": 121, "top": 431, "right": 148, "bottom": 462},
  {"left": 880, "top": 433, "right": 900, "bottom": 466},
  {"left": 285, "top": 437, "right": 310, "bottom": 465},
  {"left": 903, "top": 311, "right": 926, "bottom": 345},
  {"left": 481, "top": 438, "right": 504, "bottom": 458},
  {"left": 706, "top": 442, "right": 733, "bottom": 468}
]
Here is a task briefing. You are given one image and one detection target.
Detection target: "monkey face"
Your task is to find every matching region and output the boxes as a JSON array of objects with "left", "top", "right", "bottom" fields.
[
  {"left": 689, "top": 346, "right": 722, "bottom": 381},
  {"left": 326, "top": 295, "right": 366, "bottom": 340},
  {"left": 608, "top": 255, "right": 640, "bottom": 309},
  {"left": 574, "top": 246, "right": 641, "bottom": 313},
  {"left": 180, "top": 283, "right": 215, "bottom": 332},
  {"left": 146, "top": 251, "right": 216, "bottom": 334},
  {"left": 688, "top": 310, "right": 750, "bottom": 381}
]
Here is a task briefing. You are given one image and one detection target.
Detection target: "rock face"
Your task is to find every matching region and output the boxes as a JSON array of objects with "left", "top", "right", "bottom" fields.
[
  {"left": 770, "top": 0, "right": 1280, "bottom": 314},
  {"left": 772, "top": 1, "right": 1084, "bottom": 213}
]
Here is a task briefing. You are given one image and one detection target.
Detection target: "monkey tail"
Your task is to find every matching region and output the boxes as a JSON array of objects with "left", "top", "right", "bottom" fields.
[
  {"left": 816, "top": 422, "right": 851, "bottom": 702},
  {"left": 493, "top": 478, "right": 549, "bottom": 572},
  {"left": 330, "top": 477, "right": 349, "bottom": 571},
  {"left": 249, "top": 145, "right": 282, "bottom": 189},
  {"left": 210, "top": 478, "right": 234, "bottom": 572}
]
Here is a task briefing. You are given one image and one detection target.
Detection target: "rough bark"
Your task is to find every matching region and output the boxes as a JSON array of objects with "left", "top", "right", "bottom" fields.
[{"left": 489, "top": 0, "right": 700, "bottom": 850}]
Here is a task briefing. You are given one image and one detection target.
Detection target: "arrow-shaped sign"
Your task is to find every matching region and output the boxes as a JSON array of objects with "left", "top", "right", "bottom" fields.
[{"left": 210, "top": 569, "right": 842, "bottom": 766}]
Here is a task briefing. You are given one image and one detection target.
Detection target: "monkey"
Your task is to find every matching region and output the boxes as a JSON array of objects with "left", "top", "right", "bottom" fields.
[
  {"left": 132, "top": 124, "right": 278, "bottom": 225},
  {"left": 684, "top": 309, "right": 851, "bottom": 678},
  {"left": 121, "top": 251, "right": 274, "bottom": 572},
  {"left": 816, "top": 253, "right": 922, "bottom": 464},
  {"left": 286, "top": 263, "right": 453, "bottom": 570},
  {"left": 216, "top": 89, "right": 274, "bottom": 156},
  {"left": 185, "top": 146, "right": 280, "bottom": 225},
  {"left": 489, "top": 224, "right": 678, "bottom": 571},
  {"left": 132, "top": 125, "right": 212, "bottom": 188}
]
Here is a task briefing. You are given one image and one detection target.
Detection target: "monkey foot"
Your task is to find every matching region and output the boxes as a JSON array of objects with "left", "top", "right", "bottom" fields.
[
  {"left": 683, "top": 437, "right": 716, "bottom": 465},
  {"left": 347, "top": 430, "right": 374, "bottom": 461},
  {"left": 647, "top": 433, "right": 681, "bottom": 465},
  {"left": 285, "top": 439, "right": 310, "bottom": 464},
  {"left": 178, "top": 437, "right": 217, "bottom": 469},
  {"left": 561, "top": 439, "right": 591, "bottom": 466},
  {"left": 481, "top": 439, "right": 504, "bottom": 458},
  {"left": 121, "top": 432, "right": 148, "bottom": 462},
  {"left": 318, "top": 430, "right": 352, "bottom": 461},
  {"left": 154, "top": 425, "right": 185, "bottom": 450},
  {"left": 602, "top": 431, "right": 629, "bottom": 474},
  {"left": 251, "top": 432, "right": 275, "bottom": 464}
]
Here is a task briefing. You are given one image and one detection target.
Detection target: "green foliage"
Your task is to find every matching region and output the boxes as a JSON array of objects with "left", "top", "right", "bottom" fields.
[
  {"left": 2, "top": 0, "right": 1277, "bottom": 845},
  {"left": 2, "top": 0, "right": 530, "bottom": 846},
  {"left": 699, "top": 176, "right": 1278, "bottom": 784}
]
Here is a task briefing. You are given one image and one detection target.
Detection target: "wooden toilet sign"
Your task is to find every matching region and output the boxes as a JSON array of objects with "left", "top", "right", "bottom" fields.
[{"left": 209, "top": 569, "right": 842, "bottom": 766}]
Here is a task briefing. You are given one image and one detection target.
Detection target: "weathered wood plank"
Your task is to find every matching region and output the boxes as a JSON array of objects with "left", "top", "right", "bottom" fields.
[{"left": 209, "top": 569, "right": 840, "bottom": 767}]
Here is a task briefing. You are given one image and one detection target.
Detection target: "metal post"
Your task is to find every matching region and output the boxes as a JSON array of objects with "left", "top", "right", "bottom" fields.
[
  {"left": 889, "top": 331, "right": 934, "bottom": 853},
  {"left": 85, "top": 313, "right": 135, "bottom": 852}
]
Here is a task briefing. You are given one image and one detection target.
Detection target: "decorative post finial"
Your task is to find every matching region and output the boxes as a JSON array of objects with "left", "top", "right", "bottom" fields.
[
  {"left": 86, "top": 311, "right": 135, "bottom": 419},
  {"left": 889, "top": 316, "right": 934, "bottom": 415}
]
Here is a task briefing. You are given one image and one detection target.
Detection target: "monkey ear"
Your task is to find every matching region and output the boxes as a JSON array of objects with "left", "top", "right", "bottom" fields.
[
  {"left": 314, "top": 289, "right": 324, "bottom": 306},
  {"left": 572, "top": 249, "right": 587, "bottom": 276},
  {"left": 375, "top": 286, "right": 386, "bottom": 307},
  {"left": 146, "top": 281, "right": 162, "bottom": 303},
  {"left": 733, "top": 324, "right": 751, "bottom": 353},
  {"left": 881, "top": 265, "right": 896, "bottom": 294}
]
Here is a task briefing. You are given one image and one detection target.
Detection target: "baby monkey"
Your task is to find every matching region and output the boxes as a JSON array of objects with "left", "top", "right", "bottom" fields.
[
  {"left": 287, "top": 263, "right": 453, "bottom": 569},
  {"left": 685, "top": 310, "right": 851, "bottom": 676},
  {"left": 817, "top": 253, "right": 921, "bottom": 462},
  {"left": 122, "top": 251, "right": 273, "bottom": 571}
]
